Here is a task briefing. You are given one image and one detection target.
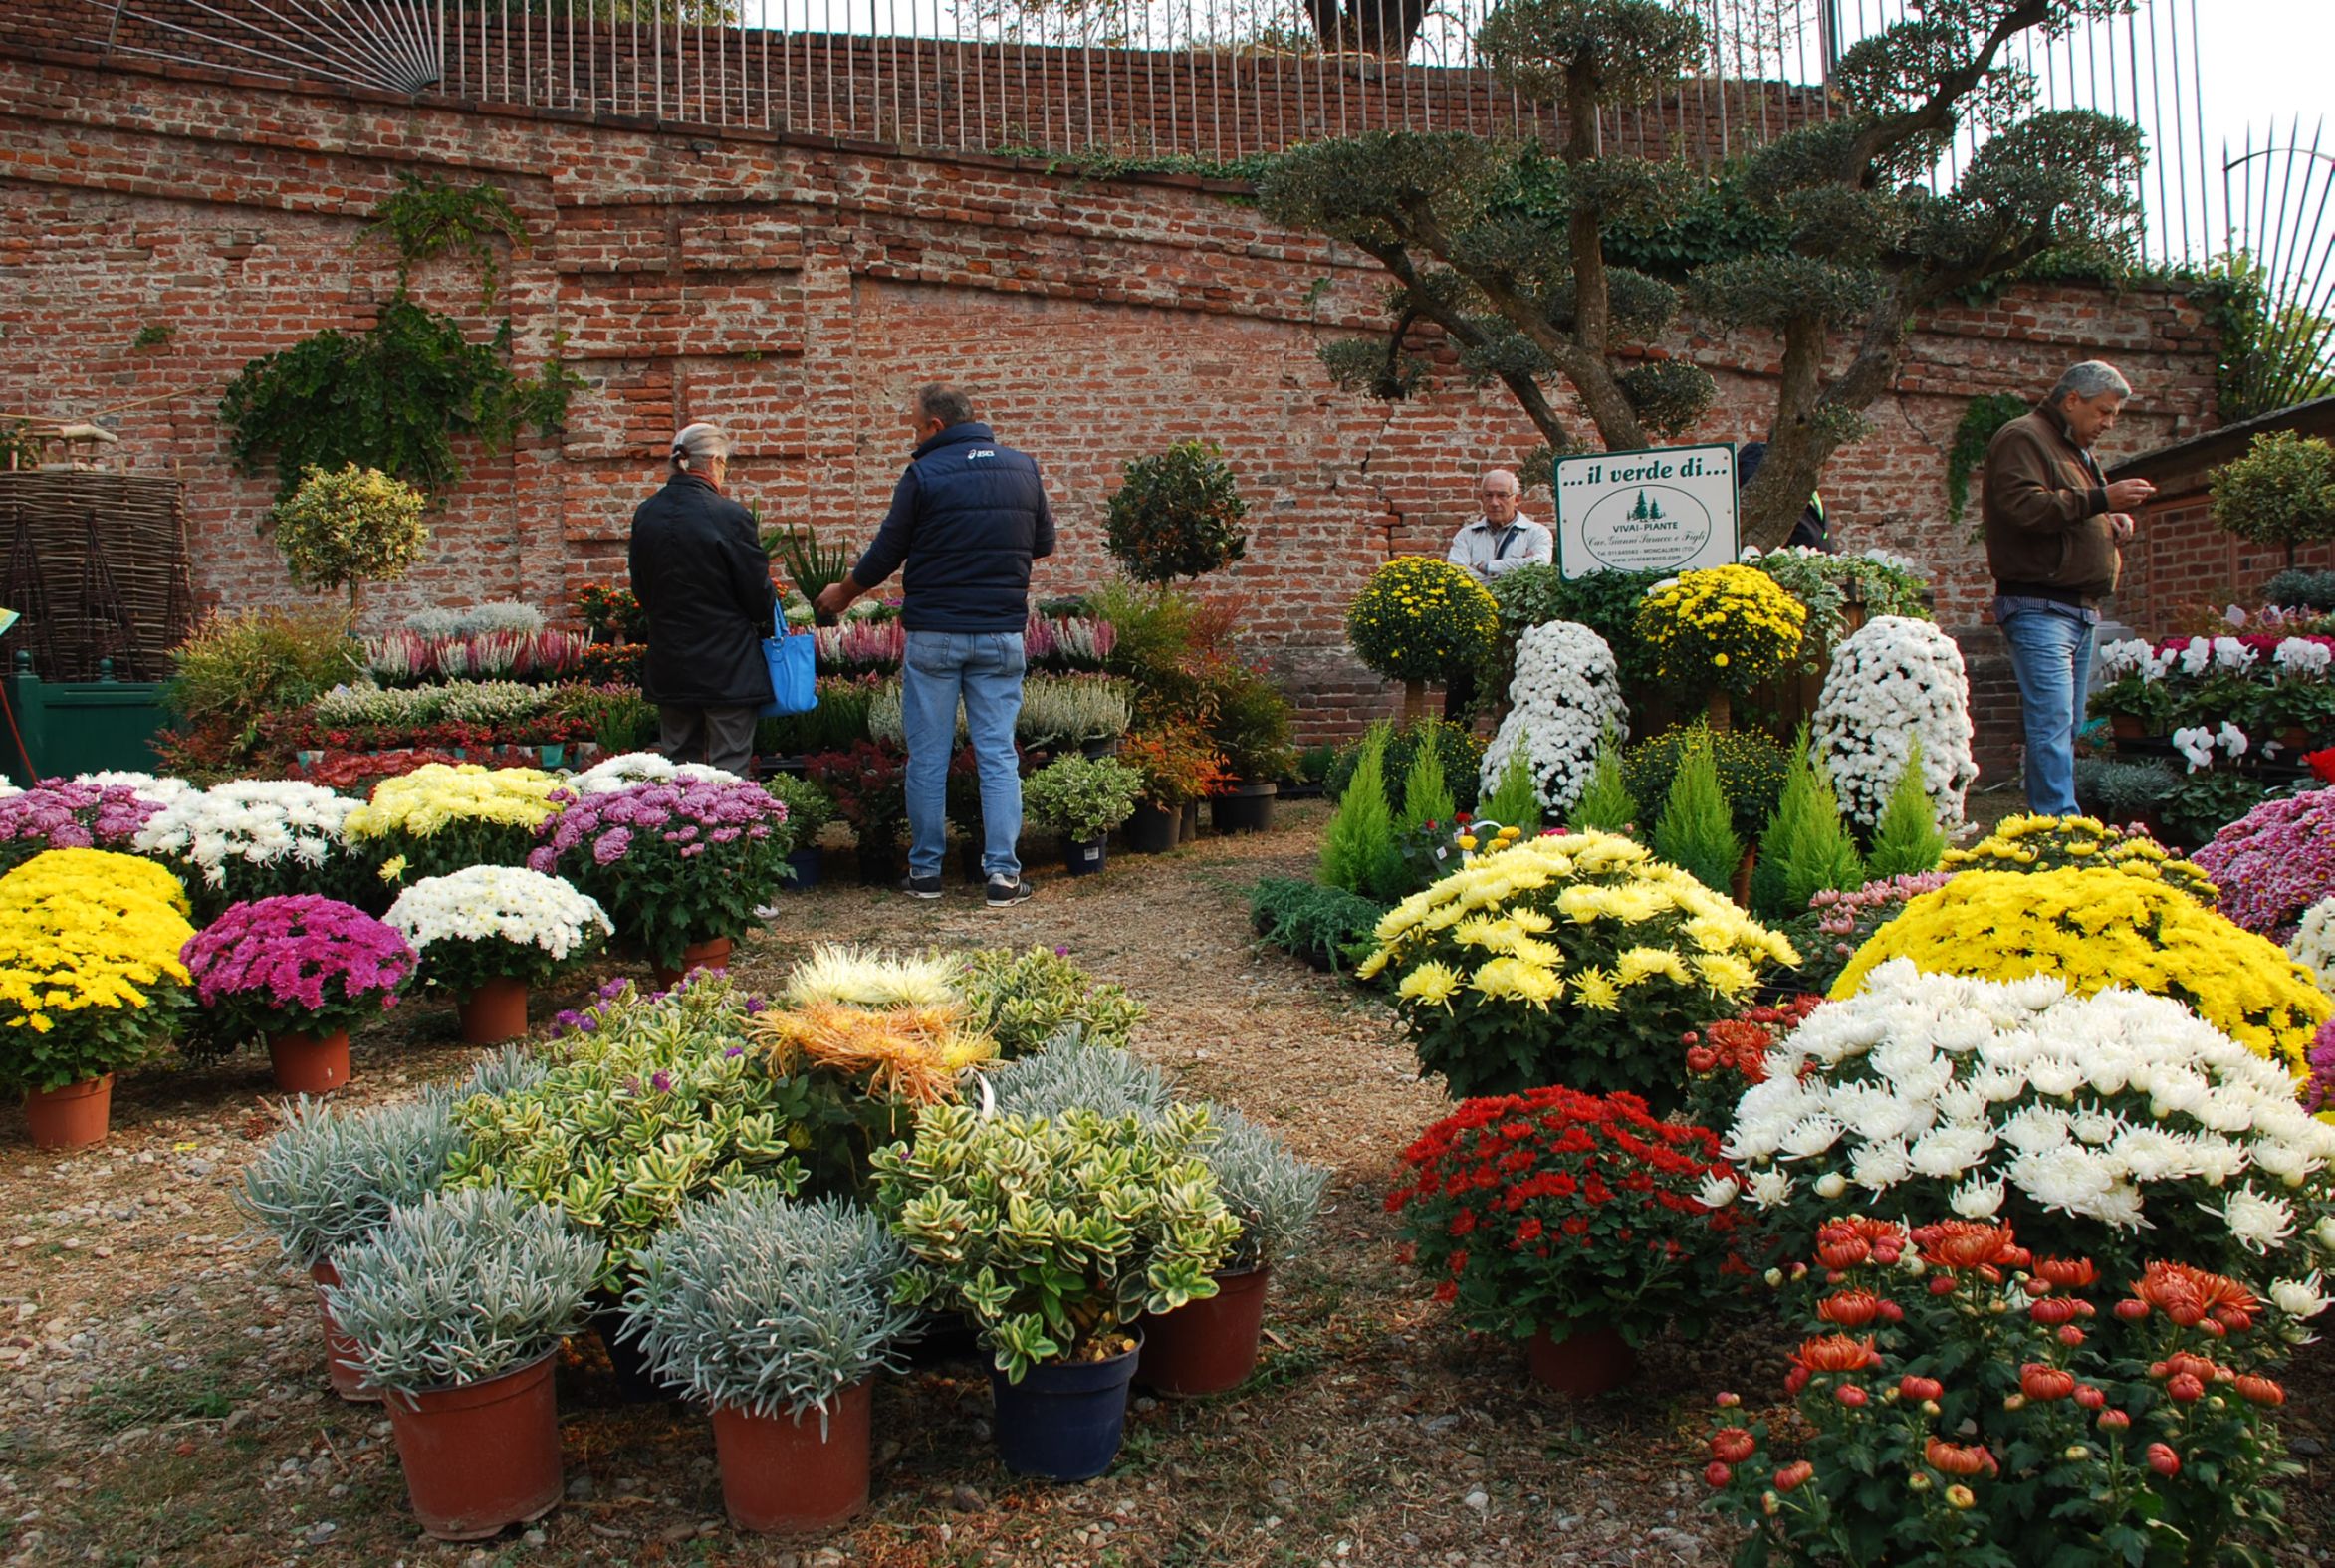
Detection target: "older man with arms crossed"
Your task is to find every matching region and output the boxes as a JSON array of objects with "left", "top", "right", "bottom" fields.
[
  {"left": 1443, "top": 469, "right": 1552, "bottom": 720},
  {"left": 1981, "top": 360, "right": 2157, "bottom": 815}
]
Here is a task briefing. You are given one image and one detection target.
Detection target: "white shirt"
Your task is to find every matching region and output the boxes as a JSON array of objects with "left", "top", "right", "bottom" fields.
[{"left": 1447, "top": 515, "right": 1553, "bottom": 584}]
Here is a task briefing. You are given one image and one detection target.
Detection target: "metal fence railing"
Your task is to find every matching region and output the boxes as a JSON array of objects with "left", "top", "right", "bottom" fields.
[{"left": 44, "top": 1, "right": 2220, "bottom": 265}]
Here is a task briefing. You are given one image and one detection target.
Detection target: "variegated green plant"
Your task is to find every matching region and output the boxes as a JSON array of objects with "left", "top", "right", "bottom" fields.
[
  {"left": 870, "top": 1102, "right": 1240, "bottom": 1383},
  {"left": 955, "top": 945, "right": 1146, "bottom": 1057},
  {"left": 444, "top": 975, "right": 812, "bottom": 1292}
]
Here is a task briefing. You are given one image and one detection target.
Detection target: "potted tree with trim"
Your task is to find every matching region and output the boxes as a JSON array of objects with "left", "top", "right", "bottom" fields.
[
  {"left": 1022, "top": 755, "right": 1143, "bottom": 877},
  {"left": 1204, "top": 663, "right": 1298, "bottom": 834},
  {"left": 620, "top": 1189, "right": 919, "bottom": 1532},
  {"left": 872, "top": 1102, "right": 1240, "bottom": 1481},
  {"left": 384, "top": 865, "right": 611, "bottom": 1044},
  {"left": 181, "top": 895, "right": 414, "bottom": 1094},
  {"left": 1137, "top": 1106, "right": 1329, "bottom": 1396},
  {"left": 1103, "top": 441, "right": 1250, "bottom": 586},
  {"left": 236, "top": 1095, "right": 463, "bottom": 1400},
  {"left": 262, "top": 461, "right": 429, "bottom": 617},
  {"left": 323, "top": 1187, "right": 601, "bottom": 1541},
  {"left": 2210, "top": 429, "right": 2335, "bottom": 568}
]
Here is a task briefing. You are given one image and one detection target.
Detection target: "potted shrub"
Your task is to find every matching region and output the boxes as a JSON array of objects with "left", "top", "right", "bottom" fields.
[
  {"left": 1103, "top": 441, "right": 1250, "bottom": 585},
  {"left": 342, "top": 763, "right": 569, "bottom": 891},
  {"left": 236, "top": 1095, "right": 463, "bottom": 1400},
  {"left": 1117, "top": 723, "right": 1229, "bottom": 851},
  {"left": 872, "top": 1103, "right": 1240, "bottom": 1480},
  {"left": 384, "top": 866, "right": 612, "bottom": 1044},
  {"left": 1346, "top": 556, "right": 1501, "bottom": 721},
  {"left": 323, "top": 1188, "right": 601, "bottom": 1540},
  {"left": 528, "top": 774, "right": 793, "bottom": 984},
  {"left": 763, "top": 774, "right": 837, "bottom": 889},
  {"left": 2210, "top": 429, "right": 2335, "bottom": 563},
  {"left": 0, "top": 848, "right": 194, "bottom": 1149},
  {"left": 954, "top": 944, "right": 1147, "bottom": 1057},
  {"left": 181, "top": 895, "right": 415, "bottom": 1094},
  {"left": 804, "top": 742, "right": 908, "bottom": 885},
  {"left": 620, "top": 1190, "right": 919, "bottom": 1532},
  {"left": 1389, "top": 1085, "right": 1748, "bottom": 1395},
  {"left": 1635, "top": 565, "right": 1807, "bottom": 730},
  {"left": 262, "top": 462, "right": 428, "bottom": 613},
  {"left": 1021, "top": 756, "right": 1142, "bottom": 876},
  {"left": 133, "top": 780, "right": 367, "bottom": 920},
  {"left": 445, "top": 973, "right": 812, "bottom": 1398},
  {"left": 1138, "top": 1107, "right": 1328, "bottom": 1396},
  {"left": 2087, "top": 639, "right": 2178, "bottom": 740},
  {"left": 1205, "top": 664, "right": 1298, "bottom": 834},
  {"left": 1017, "top": 673, "right": 1137, "bottom": 758}
]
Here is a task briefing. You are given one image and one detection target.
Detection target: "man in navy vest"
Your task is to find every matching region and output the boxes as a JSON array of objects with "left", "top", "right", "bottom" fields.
[{"left": 817, "top": 384, "right": 1055, "bottom": 906}]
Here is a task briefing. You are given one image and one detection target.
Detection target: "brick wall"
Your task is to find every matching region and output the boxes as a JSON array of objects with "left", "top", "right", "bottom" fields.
[{"left": 0, "top": 52, "right": 2224, "bottom": 775}]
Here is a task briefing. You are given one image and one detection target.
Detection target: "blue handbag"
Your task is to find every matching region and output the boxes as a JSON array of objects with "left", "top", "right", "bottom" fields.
[{"left": 761, "top": 611, "right": 817, "bottom": 717}]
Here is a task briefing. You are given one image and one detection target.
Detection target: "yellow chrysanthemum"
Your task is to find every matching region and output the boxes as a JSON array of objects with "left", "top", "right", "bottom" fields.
[
  {"left": 1397, "top": 961, "right": 1464, "bottom": 1008},
  {"left": 1471, "top": 957, "right": 1562, "bottom": 1008}
]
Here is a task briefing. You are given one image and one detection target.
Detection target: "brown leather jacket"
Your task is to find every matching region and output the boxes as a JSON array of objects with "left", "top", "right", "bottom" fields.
[{"left": 1981, "top": 401, "right": 2119, "bottom": 605}]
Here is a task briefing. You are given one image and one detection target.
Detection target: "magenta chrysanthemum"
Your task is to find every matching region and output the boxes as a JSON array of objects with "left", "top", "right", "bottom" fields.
[
  {"left": 2193, "top": 792, "right": 2335, "bottom": 940},
  {"left": 181, "top": 894, "right": 414, "bottom": 1037}
]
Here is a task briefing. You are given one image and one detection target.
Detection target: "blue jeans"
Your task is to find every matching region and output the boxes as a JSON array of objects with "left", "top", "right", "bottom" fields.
[
  {"left": 1996, "top": 599, "right": 2097, "bottom": 816},
  {"left": 902, "top": 630, "right": 1026, "bottom": 880}
]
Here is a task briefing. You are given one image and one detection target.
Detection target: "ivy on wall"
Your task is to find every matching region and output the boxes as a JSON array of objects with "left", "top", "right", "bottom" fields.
[
  {"left": 1947, "top": 392, "right": 2034, "bottom": 529},
  {"left": 220, "top": 174, "right": 579, "bottom": 501}
]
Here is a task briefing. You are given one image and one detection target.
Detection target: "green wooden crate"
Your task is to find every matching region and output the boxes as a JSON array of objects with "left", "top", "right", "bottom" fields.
[{"left": 0, "top": 656, "right": 169, "bottom": 786}]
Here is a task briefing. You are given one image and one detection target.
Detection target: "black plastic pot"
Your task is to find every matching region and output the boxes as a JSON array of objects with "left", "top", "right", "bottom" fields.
[
  {"left": 1181, "top": 802, "right": 1201, "bottom": 842},
  {"left": 855, "top": 839, "right": 902, "bottom": 887},
  {"left": 1063, "top": 836, "right": 1107, "bottom": 877},
  {"left": 783, "top": 846, "right": 822, "bottom": 890},
  {"left": 1125, "top": 802, "right": 1179, "bottom": 854},
  {"left": 589, "top": 1299, "right": 678, "bottom": 1405},
  {"left": 1210, "top": 783, "right": 1279, "bottom": 835},
  {"left": 989, "top": 1333, "right": 1143, "bottom": 1481}
]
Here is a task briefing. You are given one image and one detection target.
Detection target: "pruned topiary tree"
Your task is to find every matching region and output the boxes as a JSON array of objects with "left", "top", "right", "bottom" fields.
[
  {"left": 1258, "top": 0, "right": 2145, "bottom": 549},
  {"left": 2210, "top": 430, "right": 2335, "bottom": 555}
]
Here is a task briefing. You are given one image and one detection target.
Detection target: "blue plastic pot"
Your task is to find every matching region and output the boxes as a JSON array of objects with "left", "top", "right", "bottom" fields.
[
  {"left": 784, "top": 847, "right": 822, "bottom": 890},
  {"left": 988, "top": 1333, "right": 1142, "bottom": 1481}
]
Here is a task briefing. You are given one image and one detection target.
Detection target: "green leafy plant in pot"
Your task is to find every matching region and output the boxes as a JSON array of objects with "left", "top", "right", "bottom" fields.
[
  {"left": 871, "top": 1102, "right": 1240, "bottom": 1480},
  {"left": 321, "top": 1188, "right": 602, "bottom": 1541},
  {"left": 620, "top": 1190, "right": 918, "bottom": 1533},
  {"left": 1021, "top": 756, "right": 1142, "bottom": 876},
  {"left": 762, "top": 773, "right": 838, "bottom": 889},
  {"left": 1205, "top": 663, "right": 1297, "bottom": 833},
  {"left": 236, "top": 1095, "right": 464, "bottom": 1400}
]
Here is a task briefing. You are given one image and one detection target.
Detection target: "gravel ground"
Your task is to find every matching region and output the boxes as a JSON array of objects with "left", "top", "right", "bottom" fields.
[{"left": 0, "top": 800, "right": 2326, "bottom": 1567}]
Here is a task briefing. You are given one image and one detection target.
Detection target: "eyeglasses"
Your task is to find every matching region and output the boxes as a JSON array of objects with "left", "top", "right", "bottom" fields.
[{"left": 1480, "top": 490, "right": 1517, "bottom": 499}]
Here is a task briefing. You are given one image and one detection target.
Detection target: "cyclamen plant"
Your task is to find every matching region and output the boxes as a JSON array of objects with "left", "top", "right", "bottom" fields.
[
  {"left": 1477, "top": 620, "right": 1629, "bottom": 813},
  {"left": 1389, "top": 1086, "right": 1751, "bottom": 1347},
  {"left": 1703, "top": 1218, "right": 2309, "bottom": 1567},
  {"left": 180, "top": 895, "right": 414, "bottom": 1044},
  {"left": 527, "top": 777, "right": 791, "bottom": 968},
  {"left": 1812, "top": 616, "right": 1979, "bottom": 830}
]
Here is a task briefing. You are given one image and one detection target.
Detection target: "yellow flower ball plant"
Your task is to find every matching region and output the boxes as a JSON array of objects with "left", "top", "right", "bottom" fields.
[
  {"left": 1635, "top": 564, "right": 1806, "bottom": 697},
  {"left": 0, "top": 849, "right": 195, "bottom": 1093},
  {"left": 1346, "top": 556, "right": 1501, "bottom": 686},
  {"left": 1357, "top": 829, "right": 1799, "bottom": 1107},
  {"left": 1941, "top": 813, "right": 2219, "bottom": 905},
  {"left": 1833, "top": 867, "right": 2328, "bottom": 1073},
  {"left": 343, "top": 763, "right": 568, "bottom": 883}
]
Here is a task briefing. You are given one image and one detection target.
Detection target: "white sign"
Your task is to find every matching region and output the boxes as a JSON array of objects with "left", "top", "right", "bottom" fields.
[{"left": 1553, "top": 443, "right": 1739, "bottom": 578}]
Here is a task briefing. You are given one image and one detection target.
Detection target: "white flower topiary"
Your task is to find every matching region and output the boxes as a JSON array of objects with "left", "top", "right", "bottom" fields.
[
  {"left": 1812, "top": 614, "right": 1978, "bottom": 829},
  {"left": 1478, "top": 619, "right": 1628, "bottom": 812}
]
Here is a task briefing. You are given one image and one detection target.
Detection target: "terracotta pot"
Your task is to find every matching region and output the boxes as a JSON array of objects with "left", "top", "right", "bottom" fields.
[
  {"left": 268, "top": 1027, "right": 351, "bottom": 1096},
  {"left": 310, "top": 1260, "right": 379, "bottom": 1403},
  {"left": 652, "top": 936, "right": 733, "bottom": 990},
  {"left": 2110, "top": 714, "right": 2147, "bottom": 740},
  {"left": 1705, "top": 690, "right": 1734, "bottom": 732},
  {"left": 23, "top": 1074, "right": 113, "bottom": 1150},
  {"left": 1137, "top": 1265, "right": 1271, "bottom": 1397},
  {"left": 456, "top": 976, "right": 530, "bottom": 1046},
  {"left": 383, "top": 1350, "right": 565, "bottom": 1541},
  {"left": 709, "top": 1378, "right": 873, "bottom": 1533},
  {"left": 1525, "top": 1323, "right": 1638, "bottom": 1397}
]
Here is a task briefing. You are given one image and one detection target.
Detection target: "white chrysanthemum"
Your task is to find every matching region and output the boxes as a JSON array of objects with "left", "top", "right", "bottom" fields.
[
  {"left": 1910, "top": 1123, "right": 1995, "bottom": 1177},
  {"left": 1811, "top": 617, "right": 1978, "bottom": 829},
  {"left": 2270, "top": 1274, "right": 2330, "bottom": 1320},
  {"left": 1478, "top": 620, "right": 1629, "bottom": 812},
  {"left": 1950, "top": 1176, "right": 2006, "bottom": 1219},
  {"left": 1780, "top": 1115, "right": 1847, "bottom": 1161},
  {"left": 1850, "top": 1138, "right": 1914, "bottom": 1194},
  {"left": 1815, "top": 1172, "right": 1848, "bottom": 1200},
  {"left": 570, "top": 751, "right": 732, "bottom": 794},
  {"left": 2008, "top": 1145, "right": 2124, "bottom": 1219},
  {"left": 2288, "top": 896, "right": 2335, "bottom": 993},
  {"left": 132, "top": 779, "right": 359, "bottom": 882},
  {"left": 2220, "top": 1188, "right": 2299, "bottom": 1254},
  {"left": 1696, "top": 1174, "right": 1740, "bottom": 1209},
  {"left": 1746, "top": 1168, "right": 1793, "bottom": 1210},
  {"left": 384, "top": 865, "right": 611, "bottom": 959}
]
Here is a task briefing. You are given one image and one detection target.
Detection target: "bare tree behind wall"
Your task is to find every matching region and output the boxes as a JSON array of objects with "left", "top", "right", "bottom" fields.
[{"left": 1258, "top": 0, "right": 2148, "bottom": 549}]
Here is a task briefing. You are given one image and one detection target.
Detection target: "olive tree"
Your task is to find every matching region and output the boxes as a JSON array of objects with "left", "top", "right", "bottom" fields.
[{"left": 1258, "top": 0, "right": 2145, "bottom": 549}]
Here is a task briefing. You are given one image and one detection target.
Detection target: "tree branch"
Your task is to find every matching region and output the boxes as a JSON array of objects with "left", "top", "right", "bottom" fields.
[{"left": 1848, "top": 0, "right": 2049, "bottom": 182}]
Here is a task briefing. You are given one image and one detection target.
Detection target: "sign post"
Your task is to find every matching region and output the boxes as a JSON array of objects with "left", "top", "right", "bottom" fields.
[{"left": 1553, "top": 443, "right": 1739, "bottom": 578}]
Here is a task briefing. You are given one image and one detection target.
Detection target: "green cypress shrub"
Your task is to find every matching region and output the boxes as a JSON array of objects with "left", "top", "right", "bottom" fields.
[
  {"left": 1397, "top": 740, "right": 1456, "bottom": 837},
  {"left": 1865, "top": 740, "right": 1948, "bottom": 879},
  {"left": 1568, "top": 729, "right": 1637, "bottom": 835},
  {"left": 1479, "top": 742, "right": 1542, "bottom": 835},
  {"left": 1652, "top": 733, "right": 1744, "bottom": 896},
  {"left": 1320, "top": 727, "right": 1400, "bottom": 899},
  {"left": 1751, "top": 726, "right": 1865, "bottom": 921}
]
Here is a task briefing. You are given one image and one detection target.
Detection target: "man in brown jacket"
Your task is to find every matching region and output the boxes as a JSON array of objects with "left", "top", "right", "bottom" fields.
[{"left": 1982, "top": 361, "right": 2158, "bottom": 813}]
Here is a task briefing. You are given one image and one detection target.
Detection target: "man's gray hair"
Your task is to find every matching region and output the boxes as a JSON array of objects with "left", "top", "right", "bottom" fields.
[
  {"left": 2047, "top": 361, "right": 2133, "bottom": 405},
  {"left": 670, "top": 421, "right": 732, "bottom": 475},
  {"left": 1480, "top": 468, "right": 1520, "bottom": 496},
  {"left": 914, "top": 383, "right": 976, "bottom": 428}
]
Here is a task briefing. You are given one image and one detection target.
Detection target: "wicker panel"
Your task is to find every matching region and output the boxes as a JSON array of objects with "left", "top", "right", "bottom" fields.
[{"left": 0, "top": 472, "right": 195, "bottom": 682}]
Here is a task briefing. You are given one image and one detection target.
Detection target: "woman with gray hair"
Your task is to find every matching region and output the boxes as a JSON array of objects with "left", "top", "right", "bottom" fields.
[{"left": 625, "top": 421, "right": 777, "bottom": 776}]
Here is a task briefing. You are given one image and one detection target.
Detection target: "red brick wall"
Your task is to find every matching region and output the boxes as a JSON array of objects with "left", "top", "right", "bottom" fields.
[{"left": 0, "top": 53, "right": 2223, "bottom": 775}]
